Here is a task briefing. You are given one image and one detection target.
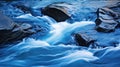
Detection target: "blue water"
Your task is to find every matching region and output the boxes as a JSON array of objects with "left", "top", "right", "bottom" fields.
[{"left": 0, "top": 0, "right": 120, "bottom": 67}]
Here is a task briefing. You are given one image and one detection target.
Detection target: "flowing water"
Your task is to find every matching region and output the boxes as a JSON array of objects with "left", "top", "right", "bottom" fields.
[{"left": 0, "top": 0, "right": 120, "bottom": 67}]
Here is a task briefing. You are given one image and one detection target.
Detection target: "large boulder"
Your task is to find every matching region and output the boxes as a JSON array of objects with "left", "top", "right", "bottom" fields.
[
  {"left": 74, "top": 33, "right": 95, "bottom": 47},
  {"left": 0, "top": 13, "right": 41, "bottom": 44},
  {"left": 95, "top": 6, "right": 119, "bottom": 33},
  {"left": 41, "top": 3, "right": 71, "bottom": 22}
]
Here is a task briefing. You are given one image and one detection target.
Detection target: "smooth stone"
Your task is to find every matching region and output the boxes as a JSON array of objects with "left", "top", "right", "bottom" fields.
[{"left": 41, "top": 2, "right": 71, "bottom": 22}]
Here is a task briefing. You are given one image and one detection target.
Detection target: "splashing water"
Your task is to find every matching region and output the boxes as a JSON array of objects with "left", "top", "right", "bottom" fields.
[
  {"left": 0, "top": 15, "right": 120, "bottom": 67},
  {"left": 45, "top": 21, "right": 94, "bottom": 45},
  {"left": 0, "top": 1, "right": 120, "bottom": 67},
  {"left": 1, "top": 37, "right": 120, "bottom": 67}
]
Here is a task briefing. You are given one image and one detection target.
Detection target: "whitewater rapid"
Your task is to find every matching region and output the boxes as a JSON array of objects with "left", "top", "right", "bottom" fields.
[
  {"left": 0, "top": 0, "right": 120, "bottom": 67},
  {"left": 45, "top": 21, "right": 95, "bottom": 45},
  {"left": 0, "top": 15, "right": 120, "bottom": 67}
]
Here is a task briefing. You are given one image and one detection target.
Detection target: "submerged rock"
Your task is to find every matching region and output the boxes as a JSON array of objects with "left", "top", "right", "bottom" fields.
[
  {"left": 12, "top": 2, "right": 31, "bottom": 14},
  {"left": 0, "top": 2, "right": 24, "bottom": 18},
  {"left": 41, "top": 2, "right": 71, "bottom": 22},
  {"left": 74, "top": 33, "right": 95, "bottom": 47}
]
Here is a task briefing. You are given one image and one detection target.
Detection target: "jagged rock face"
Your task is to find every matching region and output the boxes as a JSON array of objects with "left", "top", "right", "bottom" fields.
[
  {"left": 41, "top": 3, "right": 71, "bottom": 22},
  {"left": 95, "top": 17, "right": 118, "bottom": 32},
  {"left": 74, "top": 33, "right": 95, "bottom": 47},
  {"left": 95, "top": 2, "right": 120, "bottom": 33},
  {"left": 0, "top": 13, "right": 41, "bottom": 44}
]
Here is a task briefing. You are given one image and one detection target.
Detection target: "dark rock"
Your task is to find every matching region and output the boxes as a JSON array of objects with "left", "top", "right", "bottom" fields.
[
  {"left": 0, "top": 12, "right": 17, "bottom": 44},
  {"left": 98, "top": 8, "right": 118, "bottom": 18},
  {"left": 0, "top": 13, "right": 41, "bottom": 44},
  {"left": 95, "top": 17, "right": 118, "bottom": 32},
  {"left": 95, "top": 2, "right": 120, "bottom": 33},
  {"left": 95, "top": 7, "right": 119, "bottom": 33},
  {"left": 41, "top": 3, "right": 71, "bottom": 22},
  {"left": 74, "top": 33, "right": 95, "bottom": 47},
  {"left": 8, "top": 23, "right": 35, "bottom": 43}
]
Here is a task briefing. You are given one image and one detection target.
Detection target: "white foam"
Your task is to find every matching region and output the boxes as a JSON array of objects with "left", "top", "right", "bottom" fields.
[{"left": 45, "top": 21, "right": 95, "bottom": 45}]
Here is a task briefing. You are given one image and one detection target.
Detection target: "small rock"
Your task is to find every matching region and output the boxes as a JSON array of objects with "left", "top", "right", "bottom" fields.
[{"left": 74, "top": 33, "right": 95, "bottom": 47}]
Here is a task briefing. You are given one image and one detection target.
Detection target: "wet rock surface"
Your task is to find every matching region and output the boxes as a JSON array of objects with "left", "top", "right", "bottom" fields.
[
  {"left": 74, "top": 32, "right": 96, "bottom": 47},
  {"left": 0, "top": 13, "right": 42, "bottom": 44},
  {"left": 41, "top": 3, "right": 71, "bottom": 22},
  {"left": 0, "top": 1, "right": 120, "bottom": 67},
  {"left": 95, "top": 17, "right": 118, "bottom": 32},
  {"left": 95, "top": 2, "right": 120, "bottom": 33}
]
